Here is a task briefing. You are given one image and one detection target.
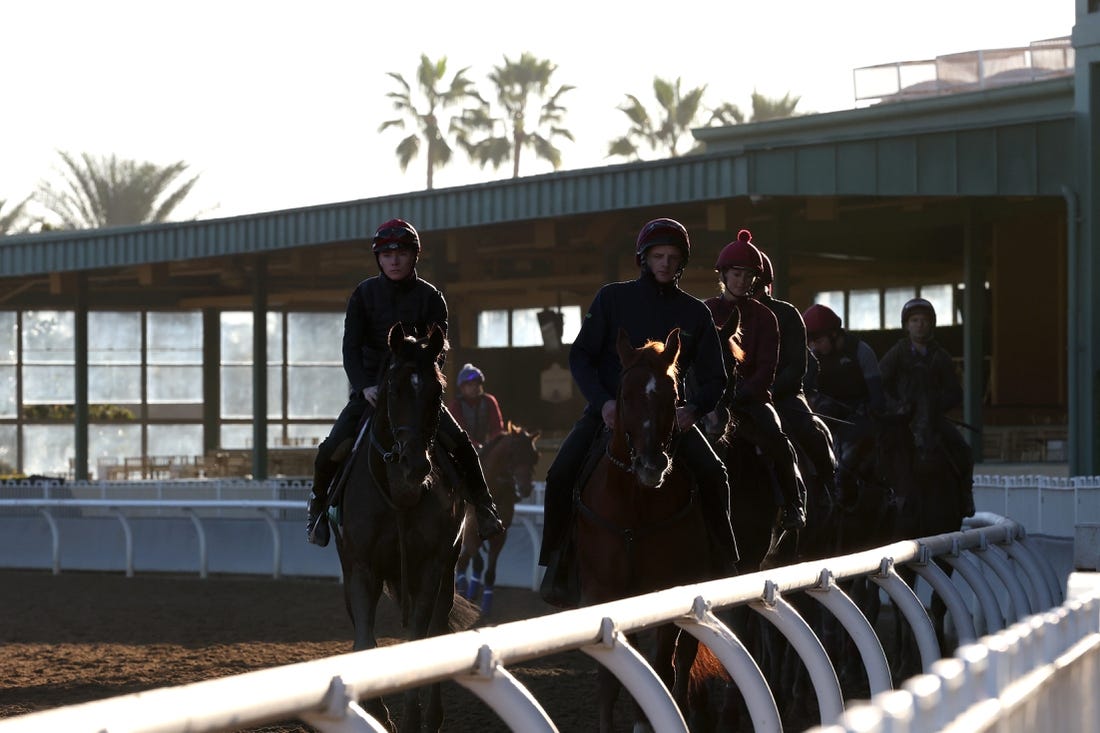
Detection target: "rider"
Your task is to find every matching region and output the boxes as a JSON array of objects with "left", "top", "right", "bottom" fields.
[
  {"left": 538, "top": 217, "right": 740, "bottom": 580},
  {"left": 879, "top": 297, "right": 976, "bottom": 518},
  {"left": 754, "top": 250, "right": 838, "bottom": 500},
  {"left": 448, "top": 363, "right": 505, "bottom": 450},
  {"left": 306, "top": 218, "right": 504, "bottom": 547},
  {"left": 706, "top": 229, "right": 806, "bottom": 531},
  {"left": 802, "top": 303, "right": 884, "bottom": 507}
]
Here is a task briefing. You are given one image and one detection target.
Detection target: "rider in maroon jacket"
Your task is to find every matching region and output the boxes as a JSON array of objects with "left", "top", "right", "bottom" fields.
[{"left": 706, "top": 229, "right": 806, "bottom": 530}]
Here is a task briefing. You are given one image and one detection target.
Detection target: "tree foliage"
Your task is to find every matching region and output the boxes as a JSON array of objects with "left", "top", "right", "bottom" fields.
[
  {"left": 36, "top": 151, "right": 199, "bottom": 229},
  {"left": 0, "top": 196, "right": 32, "bottom": 235},
  {"left": 378, "top": 55, "right": 485, "bottom": 190},
  {"left": 461, "top": 52, "right": 575, "bottom": 179}
]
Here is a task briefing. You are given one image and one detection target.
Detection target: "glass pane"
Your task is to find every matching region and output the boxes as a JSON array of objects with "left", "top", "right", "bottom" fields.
[
  {"left": 219, "top": 424, "right": 252, "bottom": 449},
  {"left": 23, "top": 365, "right": 73, "bottom": 403},
  {"left": 812, "top": 291, "right": 846, "bottom": 326},
  {"left": 268, "top": 365, "right": 281, "bottom": 419},
  {"left": 0, "top": 366, "right": 14, "bottom": 417},
  {"left": 511, "top": 308, "right": 542, "bottom": 347},
  {"left": 847, "top": 289, "right": 881, "bottom": 331},
  {"left": 561, "top": 306, "right": 582, "bottom": 344},
  {"left": 22, "top": 425, "right": 73, "bottom": 477},
  {"left": 89, "top": 424, "right": 141, "bottom": 479},
  {"left": 288, "top": 313, "right": 343, "bottom": 364},
  {"left": 267, "top": 312, "right": 283, "bottom": 364},
  {"left": 0, "top": 312, "right": 15, "bottom": 364},
  {"left": 89, "top": 312, "right": 141, "bottom": 362},
  {"left": 23, "top": 311, "right": 74, "bottom": 363},
  {"left": 884, "top": 287, "right": 917, "bottom": 330},
  {"left": 921, "top": 284, "right": 955, "bottom": 326},
  {"left": 286, "top": 423, "right": 327, "bottom": 446},
  {"left": 0, "top": 425, "right": 16, "bottom": 474},
  {"left": 221, "top": 365, "right": 252, "bottom": 418},
  {"left": 221, "top": 312, "right": 253, "bottom": 363},
  {"left": 89, "top": 365, "right": 141, "bottom": 403},
  {"left": 147, "top": 424, "right": 203, "bottom": 458},
  {"left": 477, "top": 310, "right": 509, "bottom": 347},
  {"left": 288, "top": 365, "right": 347, "bottom": 418},
  {"left": 148, "top": 312, "right": 202, "bottom": 364},
  {"left": 148, "top": 365, "right": 203, "bottom": 403}
]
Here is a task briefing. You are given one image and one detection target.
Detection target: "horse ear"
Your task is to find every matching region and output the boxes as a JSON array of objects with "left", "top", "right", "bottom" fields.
[
  {"left": 427, "top": 323, "right": 446, "bottom": 356},
  {"left": 388, "top": 322, "right": 408, "bottom": 351},
  {"left": 616, "top": 328, "right": 633, "bottom": 365},
  {"left": 664, "top": 328, "right": 681, "bottom": 366}
]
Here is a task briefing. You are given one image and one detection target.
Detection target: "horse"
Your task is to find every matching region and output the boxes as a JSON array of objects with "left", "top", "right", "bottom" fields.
[
  {"left": 575, "top": 327, "right": 714, "bottom": 733},
  {"left": 875, "top": 376, "right": 966, "bottom": 679},
  {"left": 332, "top": 322, "right": 478, "bottom": 733},
  {"left": 455, "top": 421, "right": 541, "bottom": 614}
]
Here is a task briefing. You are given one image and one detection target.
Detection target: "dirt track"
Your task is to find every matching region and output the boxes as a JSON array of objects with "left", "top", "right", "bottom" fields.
[{"left": 0, "top": 570, "right": 634, "bottom": 732}]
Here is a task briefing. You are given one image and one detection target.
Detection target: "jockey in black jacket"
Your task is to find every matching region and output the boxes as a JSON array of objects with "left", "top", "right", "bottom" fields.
[
  {"left": 539, "top": 217, "right": 739, "bottom": 582},
  {"left": 306, "top": 218, "right": 504, "bottom": 547}
]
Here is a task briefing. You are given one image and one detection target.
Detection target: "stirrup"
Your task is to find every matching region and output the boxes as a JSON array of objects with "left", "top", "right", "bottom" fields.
[
  {"left": 780, "top": 505, "right": 806, "bottom": 530},
  {"left": 477, "top": 510, "right": 505, "bottom": 540}
]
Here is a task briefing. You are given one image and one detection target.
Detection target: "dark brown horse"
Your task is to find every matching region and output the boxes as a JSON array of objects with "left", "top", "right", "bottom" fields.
[
  {"left": 455, "top": 421, "right": 540, "bottom": 614},
  {"left": 575, "top": 327, "right": 713, "bottom": 733},
  {"left": 333, "top": 323, "right": 478, "bottom": 733}
]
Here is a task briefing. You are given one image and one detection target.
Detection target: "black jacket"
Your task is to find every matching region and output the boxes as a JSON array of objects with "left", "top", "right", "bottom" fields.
[
  {"left": 569, "top": 273, "right": 727, "bottom": 418},
  {"left": 758, "top": 292, "right": 808, "bottom": 402},
  {"left": 879, "top": 337, "right": 962, "bottom": 416},
  {"left": 341, "top": 272, "right": 448, "bottom": 395}
]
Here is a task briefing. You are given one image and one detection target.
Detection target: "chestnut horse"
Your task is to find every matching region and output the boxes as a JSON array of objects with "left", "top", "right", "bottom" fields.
[
  {"left": 575, "top": 327, "right": 714, "bottom": 732},
  {"left": 333, "top": 323, "right": 478, "bottom": 733},
  {"left": 455, "top": 422, "right": 540, "bottom": 614}
]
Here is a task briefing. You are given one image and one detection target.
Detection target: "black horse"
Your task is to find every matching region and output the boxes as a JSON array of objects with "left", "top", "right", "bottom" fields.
[{"left": 333, "top": 322, "right": 478, "bottom": 733}]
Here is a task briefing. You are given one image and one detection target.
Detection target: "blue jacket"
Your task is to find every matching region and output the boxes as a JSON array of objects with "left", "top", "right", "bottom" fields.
[{"left": 569, "top": 273, "right": 727, "bottom": 418}]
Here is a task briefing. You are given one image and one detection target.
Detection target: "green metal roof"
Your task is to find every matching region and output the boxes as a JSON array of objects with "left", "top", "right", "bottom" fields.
[{"left": 0, "top": 78, "right": 1075, "bottom": 279}]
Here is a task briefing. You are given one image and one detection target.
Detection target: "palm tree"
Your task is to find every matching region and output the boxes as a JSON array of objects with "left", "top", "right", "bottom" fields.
[
  {"left": 462, "top": 52, "right": 575, "bottom": 179},
  {"left": 0, "top": 196, "right": 32, "bottom": 235},
  {"left": 608, "top": 77, "right": 708, "bottom": 161},
  {"left": 378, "top": 55, "right": 484, "bottom": 190},
  {"left": 36, "top": 151, "right": 200, "bottom": 229},
  {"left": 750, "top": 90, "right": 802, "bottom": 122}
]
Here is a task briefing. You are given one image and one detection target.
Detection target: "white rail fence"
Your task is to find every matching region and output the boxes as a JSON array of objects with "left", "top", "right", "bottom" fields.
[{"left": 0, "top": 516, "right": 1088, "bottom": 733}]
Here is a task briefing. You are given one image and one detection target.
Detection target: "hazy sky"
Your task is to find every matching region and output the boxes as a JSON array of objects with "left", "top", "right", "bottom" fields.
[{"left": 1, "top": 0, "right": 1077, "bottom": 222}]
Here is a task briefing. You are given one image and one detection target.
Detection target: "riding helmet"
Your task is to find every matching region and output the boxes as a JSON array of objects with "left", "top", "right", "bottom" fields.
[
  {"left": 714, "top": 229, "right": 764, "bottom": 273},
  {"left": 371, "top": 218, "right": 421, "bottom": 255},
  {"left": 803, "top": 303, "right": 843, "bottom": 338},
  {"left": 901, "top": 297, "right": 936, "bottom": 328},
  {"left": 635, "top": 218, "right": 691, "bottom": 266},
  {"left": 457, "top": 363, "right": 485, "bottom": 385}
]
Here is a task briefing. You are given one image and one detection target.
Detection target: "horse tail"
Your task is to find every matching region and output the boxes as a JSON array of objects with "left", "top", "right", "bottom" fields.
[
  {"left": 448, "top": 593, "right": 481, "bottom": 632},
  {"left": 689, "top": 642, "right": 731, "bottom": 698}
]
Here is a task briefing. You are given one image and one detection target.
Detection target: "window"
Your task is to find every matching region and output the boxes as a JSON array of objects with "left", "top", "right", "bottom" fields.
[
  {"left": 812, "top": 283, "right": 965, "bottom": 331},
  {"left": 476, "top": 306, "right": 582, "bottom": 347}
]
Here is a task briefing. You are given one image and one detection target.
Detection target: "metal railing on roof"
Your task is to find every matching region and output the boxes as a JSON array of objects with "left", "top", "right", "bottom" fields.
[{"left": 854, "top": 36, "right": 1074, "bottom": 106}]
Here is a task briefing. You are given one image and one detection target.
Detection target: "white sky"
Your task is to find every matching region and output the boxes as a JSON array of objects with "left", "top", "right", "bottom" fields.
[{"left": 0, "top": 0, "right": 1077, "bottom": 222}]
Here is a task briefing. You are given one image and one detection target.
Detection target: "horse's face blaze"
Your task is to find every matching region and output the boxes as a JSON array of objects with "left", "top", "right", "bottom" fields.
[{"left": 617, "top": 348, "right": 677, "bottom": 489}]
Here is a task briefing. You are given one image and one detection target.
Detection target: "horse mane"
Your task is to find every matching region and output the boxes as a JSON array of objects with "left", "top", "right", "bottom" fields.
[{"left": 388, "top": 323, "right": 449, "bottom": 388}]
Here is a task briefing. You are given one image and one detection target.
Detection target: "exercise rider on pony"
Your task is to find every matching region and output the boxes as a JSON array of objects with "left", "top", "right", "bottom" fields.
[
  {"left": 538, "top": 217, "right": 740, "bottom": 590},
  {"left": 306, "top": 218, "right": 504, "bottom": 547}
]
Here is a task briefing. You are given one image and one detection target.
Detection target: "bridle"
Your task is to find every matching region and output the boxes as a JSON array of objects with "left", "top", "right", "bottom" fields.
[{"left": 605, "top": 361, "right": 679, "bottom": 473}]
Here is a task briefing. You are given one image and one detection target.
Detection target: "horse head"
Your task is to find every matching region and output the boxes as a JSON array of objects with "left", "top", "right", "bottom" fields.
[
  {"left": 375, "top": 322, "right": 446, "bottom": 508},
  {"left": 493, "top": 422, "right": 540, "bottom": 500},
  {"left": 612, "top": 327, "right": 681, "bottom": 489}
]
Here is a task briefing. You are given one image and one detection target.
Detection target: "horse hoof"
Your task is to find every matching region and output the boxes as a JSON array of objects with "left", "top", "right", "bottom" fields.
[{"left": 480, "top": 588, "right": 493, "bottom": 615}]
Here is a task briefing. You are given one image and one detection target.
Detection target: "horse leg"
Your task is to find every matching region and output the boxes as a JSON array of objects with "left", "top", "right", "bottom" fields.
[
  {"left": 596, "top": 664, "right": 622, "bottom": 733},
  {"left": 345, "top": 563, "right": 393, "bottom": 730},
  {"left": 467, "top": 548, "right": 484, "bottom": 601},
  {"left": 481, "top": 536, "right": 505, "bottom": 615}
]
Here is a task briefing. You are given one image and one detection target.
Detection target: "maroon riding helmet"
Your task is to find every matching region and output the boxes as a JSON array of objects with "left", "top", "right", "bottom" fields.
[
  {"left": 635, "top": 218, "right": 691, "bottom": 266},
  {"left": 803, "top": 303, "right": 843, "bottom": 338},
  {"left": 371, "top": 218, "right": 421, "bottom": 257},
  {"left": 714, "top": 229, "right": 764, "bottom": 274}
]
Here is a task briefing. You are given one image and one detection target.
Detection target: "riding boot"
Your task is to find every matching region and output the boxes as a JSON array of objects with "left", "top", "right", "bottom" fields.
[
  {"left": 776, "top": 458, "right": 807, "bottom": 531},
  {"left": 699, "top": 475, "right": 740, "bottom": 577},
  {"left": 452, "top": 439, "right": 505, "bottom": 539},
  {"left": 307, "top": 460, "right": 339, "bottom": 547},
  {"left": 960, "top": 480, "right": 976, "bottom": 519}
]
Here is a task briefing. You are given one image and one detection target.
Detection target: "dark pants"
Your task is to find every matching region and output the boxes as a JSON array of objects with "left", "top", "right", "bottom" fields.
[
  {"left": 938, "top": 417, "right": 974, "bottom": 482},
  {"left": 731, "top": 401, "right": 805, "bottom": 510},
  {"left": 539, "top": 411, "right": 736, "bottom": 567},
  {"left": 775, "top": 393, "right": 837, "bottom": 486}
]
